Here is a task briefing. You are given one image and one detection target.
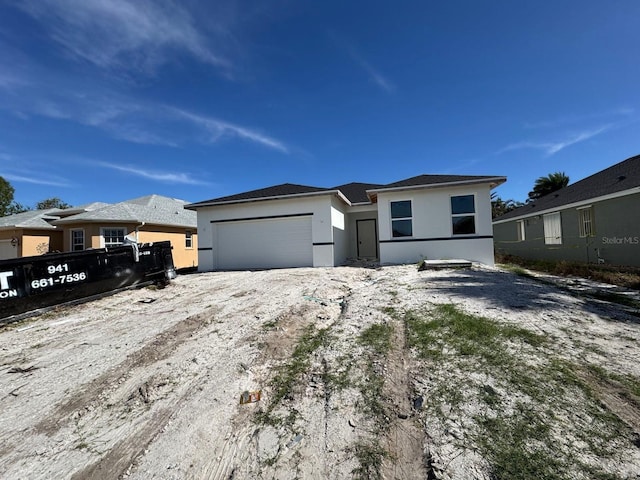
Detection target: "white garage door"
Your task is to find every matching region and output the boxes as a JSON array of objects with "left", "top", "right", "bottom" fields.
[
  {"left": 0, "top": 240, "right": 16, "bottom": 260},
  {"left": 215, "top": 216, "right": 313, "bottom": 270}
]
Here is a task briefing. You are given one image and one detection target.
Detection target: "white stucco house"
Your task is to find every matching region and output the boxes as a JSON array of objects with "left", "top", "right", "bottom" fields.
[{"left": 186, "top": 174, "right": 506, "bottom": 271}]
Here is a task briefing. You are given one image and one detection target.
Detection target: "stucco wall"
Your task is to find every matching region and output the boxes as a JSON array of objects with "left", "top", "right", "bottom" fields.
[
  {"left": 138, "top": 228, "right": 197, "bottom": 270},
  {"left": 331, "top": 197, "right": 349, "bottom": 266},
  {"left": 59, "top": 223, "right": 197, "bottom": 269},
  {"left": 494, "top": 192, "right": 640, "bottom": 267},
  {"left": 376, "top": 184, "right": 495, "bottom": 265},
  {"left": 194, "top": 194, "right": 339, "bottom": 271}
]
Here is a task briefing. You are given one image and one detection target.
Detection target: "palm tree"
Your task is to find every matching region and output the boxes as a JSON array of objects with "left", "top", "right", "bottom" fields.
[{"left": 527, "top": 172, "right": 569, "bottom": 201}]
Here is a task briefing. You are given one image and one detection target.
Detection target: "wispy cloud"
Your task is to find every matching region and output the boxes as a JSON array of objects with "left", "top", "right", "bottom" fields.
[
  {"left": 330, "top": 32, "right": 395, "bottom": 93},
  {"left": 0, "top": 172, "right": 70, "bottom": 187},
  {"left": 173, "top": 109, "right": 290, "bottom": 153},
  {"left": 95, "top": 162, "right": 211, "bottom": 185},
  {"left": 15, "top": 0, "right": 229, "bottom": 75},
  {"left": 498, "top": 125, "right": 613, "bottom": 156},
  {"left": 524, "top": 108, "right": 635, "bottom": 129},
  {"left": 349, "top": 50, "right": 395, "bottom": 93}
]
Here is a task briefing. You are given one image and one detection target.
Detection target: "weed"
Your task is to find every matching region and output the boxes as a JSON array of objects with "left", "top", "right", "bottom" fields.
[
  {"left": 358, "top": 323, "right": 394, "bottom": 356},
  {"left": 349, "top": 441, "right": 389, "bottom": 480}
]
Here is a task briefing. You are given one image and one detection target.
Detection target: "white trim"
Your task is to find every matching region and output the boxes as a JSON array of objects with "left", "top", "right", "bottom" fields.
[
  {"left": 187, "top": 189, "right": 351, "bottom": 209},
  {"left": 367, "top": 177, "right": 506, "bottom": 196},
  {"left": 493, "top": 187, "right": 640, "bottom": 225},
  {"left": 100, "top": 226, "right": 127, "bottom": 248},
  {"left": 575, "top": 204, "right": 592, "bottom": 210},
  {"left": 70, "top": 228, "right": 85, "bottom": 251}
]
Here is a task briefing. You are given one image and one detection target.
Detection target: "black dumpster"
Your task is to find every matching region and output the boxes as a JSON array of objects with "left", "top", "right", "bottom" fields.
[{"left": 0, "top": 241, "right": 176, "bottom": 322}]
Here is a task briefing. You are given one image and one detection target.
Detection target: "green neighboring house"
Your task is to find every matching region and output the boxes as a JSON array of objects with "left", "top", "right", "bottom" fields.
[{"left": 493, "top": 154, "right": 640, "bottom": 267}]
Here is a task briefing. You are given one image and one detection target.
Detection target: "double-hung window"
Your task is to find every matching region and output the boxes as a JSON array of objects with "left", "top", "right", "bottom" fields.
[
  {"left": 71, "top": 229, "right": 85, "bottom": 251},
  {"left": 451, "top": 195, "right": 476, "bottom": 235},
  {"left": 102, "top": 227, "right": 126, "bottom": 247},
  {"left": 543, "top": 212, "right": 562, "bottom": 245},
  {"left": 390, "top": 200, "right": 412, "bottom": 237},
  {"left": 185, "top": 230, "right": 193, "bottom": 248},
  {"left": 577, "top": 206, "right": 594, "bottom": 238}
]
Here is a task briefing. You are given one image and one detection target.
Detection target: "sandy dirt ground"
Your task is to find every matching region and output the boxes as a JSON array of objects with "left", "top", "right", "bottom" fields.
[{"left": 1, "top": 264, "right": 639, "bottom": 479}]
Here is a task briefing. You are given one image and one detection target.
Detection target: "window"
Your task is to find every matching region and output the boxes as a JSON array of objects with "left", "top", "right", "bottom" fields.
[
  {"left": 543, "top": 212, "right": 562, "bottom": 245},
  {"left": 517, "top": 220, "right": 525, "bottom": 242},
  {"left": 102, "top": 228, "right": 126, "bottom": 247},
  {"left": 451, "top": 194, "right": 476, "bottom": 235},
  {"left": 71, "top": 229, "right": 85, "bottom": 251},
  {"left": 390, "top": 200, "right": 412, "bottom": 237},
  {"left": 185, "top": 230, "right": 193, "bottom": 248},
  {"left": 578, "top": 207, "right": 594, "bottom": 238}
]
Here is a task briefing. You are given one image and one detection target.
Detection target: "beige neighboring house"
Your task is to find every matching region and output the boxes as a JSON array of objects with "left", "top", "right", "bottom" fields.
[
  {"left": 0, "top": 195, "right": 198, "bottom": 269},
  {"left": 0, "top": 209, "right": 64, "bottom": 260}
]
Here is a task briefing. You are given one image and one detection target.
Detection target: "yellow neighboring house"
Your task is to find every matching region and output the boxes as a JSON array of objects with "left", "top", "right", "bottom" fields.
[
  {"left": 0, "top": 209, "right": 63, "bottom": 260},
  {"left": 0, "top": 195, "right": 197, "bottom": 270}
]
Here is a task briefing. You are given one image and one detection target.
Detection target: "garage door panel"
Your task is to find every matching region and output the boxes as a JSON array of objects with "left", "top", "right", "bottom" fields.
[{"left": 216, "top": 216, "right": 312, "bottom": 269}]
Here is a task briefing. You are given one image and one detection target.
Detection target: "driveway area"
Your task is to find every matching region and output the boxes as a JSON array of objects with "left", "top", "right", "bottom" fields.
[{"left": 1, "top": 265, "right": 639, "bottom": 479}]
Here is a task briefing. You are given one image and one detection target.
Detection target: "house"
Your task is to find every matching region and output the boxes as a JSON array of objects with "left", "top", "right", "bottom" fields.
[
  {"left": 0, "top": 209, "right": 63, "bottom": 260},
  {"left": 0, "top": 195, "right": 198, "bottom": 269},
  {"left": 186, "top": 174, "right": 506, "bottom": 271},
  {"left": 493, "top": 154, "right": 640, "bottom": 267}
]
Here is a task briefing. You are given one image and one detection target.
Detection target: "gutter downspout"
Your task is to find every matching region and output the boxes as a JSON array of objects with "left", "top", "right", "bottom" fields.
[{"left": 135, "top": 222, "right": 146, "bottom": 243}]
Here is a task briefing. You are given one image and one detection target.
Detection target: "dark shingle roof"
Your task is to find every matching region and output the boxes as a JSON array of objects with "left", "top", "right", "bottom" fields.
[
  {"left": 186, "top": 183, "right": 331, "bottom": 208},
  {"left": 494, "top": 154, "right": 640, "bottom": 222},
  {"left": 332, "top": 182, "right": 384, "bottom": 204},
  {"left": 188, "top": 174, "right": 506, "bottom": 208},
  {"left": 380, "top": 174, "right": 505, "bottom": 189}
]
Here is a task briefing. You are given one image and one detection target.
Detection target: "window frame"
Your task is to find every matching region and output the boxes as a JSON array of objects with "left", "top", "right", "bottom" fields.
[
  {"left": 543, "top": 212, "right": 562, "bottom": 245},
  {"left": 390, "top": 200, "right": 413, "bottom": 238},
  {"left": 450, "top": 194, "right": 476, "bottom": 236},
  {"left": 70, "top": 228, "right": 85, "bottom": 251},
  {"left": 185, "top": 230, "right": 193, "bottom": 249},
  {"left": 577, "top": 206, "right": 595, "bottom": 238},
  {"left": 516, "top": 220, "right": 526, "bottom": 242},
  {"left": 100, "top": 227, "right": 127, "bottom": 248}
]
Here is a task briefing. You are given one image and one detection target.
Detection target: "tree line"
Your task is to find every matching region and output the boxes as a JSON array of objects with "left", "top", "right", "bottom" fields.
[
  {"left": 0, "top": 176, "right": 71, "bottom": 217},
  {"left": 491, "top": 171, "right": 569, "bottom": 219}
]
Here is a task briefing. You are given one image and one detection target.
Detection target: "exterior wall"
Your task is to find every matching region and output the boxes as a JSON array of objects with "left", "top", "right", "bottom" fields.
[
  {"left": 345, "top": 206, "right": 379, "bottom": 259},
  {"left": 137, "top": 227, "right": 197, "bottom": 270},
  {"left": 494, "top": 192, "right": 640, "bottom": 267},
  {"left": 194, "top": 195, "right": 338, "bottom": 271},
  {"left": 331, "top": 197, "right": 349, "bottom": 266},
  {"left": 377, "top": 184, "right": 495, "bottom": 265}
]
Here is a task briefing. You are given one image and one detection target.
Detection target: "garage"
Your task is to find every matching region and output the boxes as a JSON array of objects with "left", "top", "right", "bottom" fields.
[
  {"left": 214, "top": 215, "right": 313, "bottom": 270},
  {"left": 0, "top": 240, "right": 16, "bottom": 261}
]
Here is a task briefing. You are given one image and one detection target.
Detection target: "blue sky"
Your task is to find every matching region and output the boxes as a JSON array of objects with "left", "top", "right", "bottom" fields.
[{"left": 1, "top": 1, "right": 639, "bottom": 208}]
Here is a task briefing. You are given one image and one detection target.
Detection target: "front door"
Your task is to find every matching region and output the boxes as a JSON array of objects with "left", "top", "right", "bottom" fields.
[{"left": 356, "top": 219, "right": 378, "bottom": 259}]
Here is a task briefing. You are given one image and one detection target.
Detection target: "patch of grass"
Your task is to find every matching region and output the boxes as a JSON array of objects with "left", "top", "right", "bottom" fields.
[
  {"left": 358, "top": 323, "right": 394, "bottom": 356},
  {"left": 502, "top": 264, "right": 535, "bottom": 279},
  {"left": 405, "top": 304, "right": 545, "bottom": 366},
  {"left": 323, "top": 355, "right": 353, "bottom": 392},
  {"left": 349, "top": 441, "right": 389, "bottom": 480},
  {"left": 496, "top": 253, "right": 640, "bottom": 290},
  {"left": 588, "top": 290, "right": 640, "bottom": 309},
  {"left": 267, "top": 325, "right": 331, "bottom": 410},
  {"left": 404, "top": 304, "right": 633, "bottom": 479}
]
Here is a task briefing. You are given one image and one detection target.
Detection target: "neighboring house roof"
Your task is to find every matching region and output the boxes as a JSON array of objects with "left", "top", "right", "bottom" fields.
[
  {"left": 0, "top": 209, "right": 60, "bottom": 230},
  {"left": 54, "top": 202, "right": 111, "bottom": 218},
  {"left": 54, "top": 195, "right": 196, "bottom": 228},
  {"left": 494, "top": 154, "right": 640, "bottom": 223},
  {"left": 187, "top": 175, "right": 505, "bottom": 209}
]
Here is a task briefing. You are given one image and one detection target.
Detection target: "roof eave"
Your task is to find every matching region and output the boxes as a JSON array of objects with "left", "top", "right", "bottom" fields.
[
  {"left": 366, "top": 176, "right": 507, "bottom": 197},
  {"left": 186, "top": 189, "right": 349, "bottom": 209}
]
